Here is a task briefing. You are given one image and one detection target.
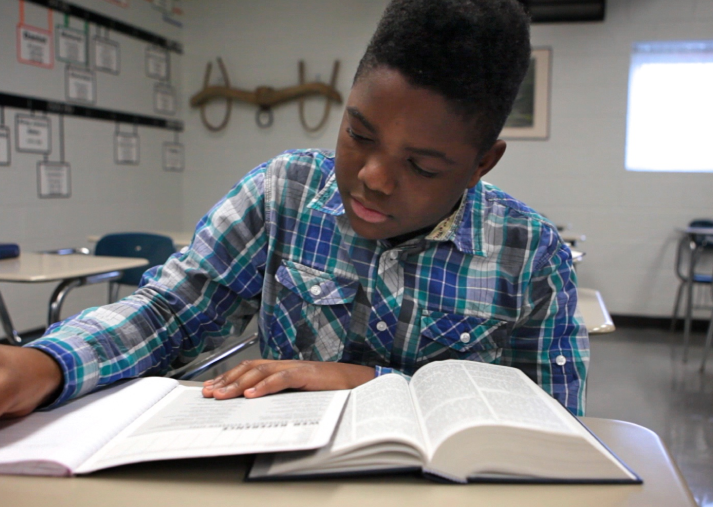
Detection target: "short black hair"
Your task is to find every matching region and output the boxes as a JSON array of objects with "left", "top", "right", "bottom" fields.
[{"left": 355, "top": 0, "right": 531, "bottom": 152}]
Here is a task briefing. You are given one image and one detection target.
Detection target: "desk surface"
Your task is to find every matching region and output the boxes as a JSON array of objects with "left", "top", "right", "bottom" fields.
[
  {"left": 0, "top": 253, "right": 149, "bottom": 283},
  {"left": 0, "top": 417, "right": 695, "bottom": 507}
]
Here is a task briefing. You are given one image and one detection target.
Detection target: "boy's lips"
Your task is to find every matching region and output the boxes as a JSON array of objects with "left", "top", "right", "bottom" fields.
[{"left": 350, "top": 197, "right": 389, "bottom": 223}]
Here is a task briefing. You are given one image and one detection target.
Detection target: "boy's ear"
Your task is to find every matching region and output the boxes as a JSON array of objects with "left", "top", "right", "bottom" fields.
[{"left": 467, "top": 140, "right": 507, "bottom": 188}]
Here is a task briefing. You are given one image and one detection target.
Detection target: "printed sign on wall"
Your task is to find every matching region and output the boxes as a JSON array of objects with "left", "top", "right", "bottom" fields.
[
  {"left": 56, "top": 26, "right": 87, "bottom": 65},
  {"left": 66, "top": 66, "right": 96, "bottom": 103},
  {"left": 16, "top": 115, "right": 51, "bottom": 154},
  {"left": 154, "top": 83, "right": 176, "bottom": 115},
  {"left": 93, "top": 37, "right": 120, "bottom": 74},
  {"left": 0, "top": 127, "right": 10, "bottom": 166},
  {"left": 17, "top": 25, "right": 53, "bottom": 69},
  {"left": 163, "top": 142, "right": 183, "bottom": 172},
  {"left": 145, "top": 46, "right": 169, "bottom": 80},
  {"left": 115, "top": 132, "right": 140, "bottom": 164},
  {"left": 37, "top": 161, "right": 71, "bottom": 198}
]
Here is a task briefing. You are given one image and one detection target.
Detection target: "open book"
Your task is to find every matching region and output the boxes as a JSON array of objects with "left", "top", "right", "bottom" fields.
[
  {"left": 0, "top": 377, "right": 348, "bottom": 476},
  {"left": 250, "top": 360, "right": 641, "bottom": 484}
]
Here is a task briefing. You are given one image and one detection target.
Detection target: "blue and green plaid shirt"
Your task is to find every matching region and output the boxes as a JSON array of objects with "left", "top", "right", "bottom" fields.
[{"left": 29, "top": 149, "right": 589, "bottom": 415}]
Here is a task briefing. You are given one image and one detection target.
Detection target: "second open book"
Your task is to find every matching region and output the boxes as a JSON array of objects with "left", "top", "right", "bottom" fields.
[{"left": 250, "top": 360, "right": 640, "bottom": 484}]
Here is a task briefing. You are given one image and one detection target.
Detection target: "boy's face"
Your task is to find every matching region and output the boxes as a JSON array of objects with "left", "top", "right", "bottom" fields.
[{"left": 334, "top": 66, "right": 505, "bottom": 241}]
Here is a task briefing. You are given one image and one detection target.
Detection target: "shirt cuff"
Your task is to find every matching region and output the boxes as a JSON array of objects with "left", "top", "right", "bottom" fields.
[
  {"left": 375, "top": 365, "right": 412, "bottom": 381},
  {"left": 24, "top": 336, "right": 101, "bottom": 409}
]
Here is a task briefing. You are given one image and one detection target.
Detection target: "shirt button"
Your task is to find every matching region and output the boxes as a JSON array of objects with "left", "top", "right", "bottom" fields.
[
  {"left": 389, "top": 250, "right": 399, "bottom": 260},
  {"left": 555, "top": 355, "right": 567, "bottom": 366},
  {"left": 460, "top": 332, "right": 471, "bottom": 343},
  {"left": 376, "top": 321, "right": 388, "bottom": 331},
  {"left": 309, "top": 285, "right": 322, "bottom": 296}
]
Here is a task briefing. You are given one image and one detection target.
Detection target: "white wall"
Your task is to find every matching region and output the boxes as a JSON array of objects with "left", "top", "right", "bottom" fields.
[
  {"left": 180, "top": 0, "right": 713, "bottom": 318},
  {"left": 0, "top": 0, "right": 184, "bottom": 334}
]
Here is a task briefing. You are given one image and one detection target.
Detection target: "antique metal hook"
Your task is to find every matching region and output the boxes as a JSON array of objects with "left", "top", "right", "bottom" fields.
[{"left": 190, "top": 58, "right": 342, "bottom": 132}]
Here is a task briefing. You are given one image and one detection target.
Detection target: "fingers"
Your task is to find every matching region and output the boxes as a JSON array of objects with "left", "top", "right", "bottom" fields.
[
  {"left": 202, "top": 360, "right": 300, "bottom": 399},
  {"left": 201, "top": 360, "right": 376, "bottom": 401}
]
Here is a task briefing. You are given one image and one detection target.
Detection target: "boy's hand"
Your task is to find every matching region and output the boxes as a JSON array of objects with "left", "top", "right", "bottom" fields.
[
  {"left": 202, "top": 360, "right": 375, "bottom": 400},
  {"left": 0, "top": 345, "right": 63, "bottom": 418}
]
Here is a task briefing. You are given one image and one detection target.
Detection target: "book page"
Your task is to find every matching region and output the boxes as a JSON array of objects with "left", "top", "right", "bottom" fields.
[
  {"left": 410, "top": 361, "right": 579, "bottom": 454},
  {"left": 330, "top": 373, "right": 426, "bottom": 455},
  {"left": 78, "top": 387, "right": 349, "bottom": 473},
  {"left": 250, "top": 374, "right": 427, "bottom": 478},
  {"left": 0, "top": 377, "right": 178, "bottom": 476}
]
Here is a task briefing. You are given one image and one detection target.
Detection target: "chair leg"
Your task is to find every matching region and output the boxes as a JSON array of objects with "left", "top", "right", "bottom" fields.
[
  {"left": 670, "top": 281, "right": 685, "bottom": 332},
  {"left": 108, "top": 282, "right": 120, "bottom": 304},
  {"left": 701, "top": 310, "right": 713, "bottom": 372}
]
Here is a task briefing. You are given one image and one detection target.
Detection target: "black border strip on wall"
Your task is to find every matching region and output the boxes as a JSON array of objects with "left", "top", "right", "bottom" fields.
[
  {"left": 26, "top": 0, "right": 183, "bottom": 54},
  {"left": 0, "top": 92, "right": 183, "bottom": 131}
]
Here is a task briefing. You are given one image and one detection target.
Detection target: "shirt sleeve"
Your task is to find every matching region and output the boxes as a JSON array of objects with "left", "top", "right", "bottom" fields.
[
  {"left": 25, "top": 164, "right": 270, "bottom": 408},
  {"left": 500, "top": 229, "right": 590, "bottom": 417}
]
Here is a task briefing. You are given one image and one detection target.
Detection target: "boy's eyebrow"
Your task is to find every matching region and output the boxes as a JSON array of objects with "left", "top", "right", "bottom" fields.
[
  {"left": 405, "top": 147, "right": 456, "bottom": 165},
  {"left": 346, "top": 107, "right": 377, "bottom": 134}
]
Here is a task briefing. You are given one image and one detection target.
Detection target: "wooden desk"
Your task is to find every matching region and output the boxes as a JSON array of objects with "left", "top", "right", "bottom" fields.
[
  {"left": 0, "top": 253, "right": 148, "bottom": 345},
  {"left": 0, "top": 417, "right": 695, "bottom": 507},
  {"left": 87, "top": 231, "right": 194, "bottom": 250},
  {"left": 578, "top": 288, "right": 615, "bottom": 334}
]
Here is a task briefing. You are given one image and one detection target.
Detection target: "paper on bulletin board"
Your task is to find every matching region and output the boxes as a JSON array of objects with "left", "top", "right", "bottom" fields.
[
  {"left": 163, "top": 142, "right": 183, "bottom": 172},
  {"left": 66, "top": 66, "right": 96, "bottom": 103},
  {"left": 146, "top": 46, "right": 169, "bottom": 80},
  {"left": 16, "top": 115, "right": 51, "bottom": 154},
  {"left": 56, "top": 26, "right": 87, "bottom": 65},
  {"left": 0, "top": 127, "right": 10, "bottom": 166},
  {"left": 115, "top": 132, "right": 139, "bottom": 164},
  {"left": 94, "top": 37, "right": 120, "bottom": 74},
  {"left": 17, "top": 24, "right": 54, "bottom": 69},
  {"left": 37, "top": 161, "right": 71, "bottom": 198},
  {"left": 154, "top": 83, "right": 176, "bottom": 115}
]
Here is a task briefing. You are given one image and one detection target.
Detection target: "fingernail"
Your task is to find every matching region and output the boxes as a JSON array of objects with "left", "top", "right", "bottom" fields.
[
  {"left": 217, "top": 387, "right": 228, "bottom": 394},
  {"left": 245, "top": 388, "right": 255, "bottom": 395}
]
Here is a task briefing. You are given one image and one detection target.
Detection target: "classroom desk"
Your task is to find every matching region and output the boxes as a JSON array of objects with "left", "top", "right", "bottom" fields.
[
  {"left": 87, "top": 231, "right": 194, "bottom": 250},
  {"left": 675, "top": 226, "right": 713, "bottom": 360},
  {"left": 0, "top": 416, "right": 695, "bottom": 507},
  {"left": 578, "top": 288, "right": 615, "bottom": 334},
  {"left": 561, "top": 231, "right": 586, "bottom": 247},
  {"left": 0, "top": 253, "right": 148, "bottom": 345}
]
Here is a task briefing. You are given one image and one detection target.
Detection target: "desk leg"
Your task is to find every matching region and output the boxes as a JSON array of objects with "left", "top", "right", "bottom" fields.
[
  {"left": 47, "top": 271, "right": 122, "bottom": 326},
  {"left": 0, "top": 288, "right": 23, "bottom": 345}
]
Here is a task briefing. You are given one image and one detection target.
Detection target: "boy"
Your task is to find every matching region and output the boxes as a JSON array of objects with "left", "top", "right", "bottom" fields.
[{"left": 0, "top": 0, "right": 588, "bottom": 419}]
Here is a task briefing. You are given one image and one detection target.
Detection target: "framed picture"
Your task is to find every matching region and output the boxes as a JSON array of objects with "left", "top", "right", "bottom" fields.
[{"left": 501, "top": 47, "right": 551, "bottom": 140}]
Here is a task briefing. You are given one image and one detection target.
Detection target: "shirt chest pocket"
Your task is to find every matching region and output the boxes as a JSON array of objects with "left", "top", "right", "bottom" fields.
[
  {"left": 417, "top": 311, "right": 508, "bottom": 365},
  {"left": 272, "top": 260, "right": 360, "bottom": 361}
]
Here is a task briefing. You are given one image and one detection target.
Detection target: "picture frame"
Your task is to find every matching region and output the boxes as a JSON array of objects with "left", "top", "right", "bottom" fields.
[{"left": 501, "top": 47, "right": 552, "bottom": 140}]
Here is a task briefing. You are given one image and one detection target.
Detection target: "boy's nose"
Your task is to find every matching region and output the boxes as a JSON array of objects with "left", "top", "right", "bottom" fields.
[{"left": 358, "top": 156, "right": 396, "bottom": 196}]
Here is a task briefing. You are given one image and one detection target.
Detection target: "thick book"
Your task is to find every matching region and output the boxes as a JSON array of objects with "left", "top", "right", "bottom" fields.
[
  {"left": 249, "top": 360, "right": 641, "bottom": 484},
  {"left": 0, "top": 377, "right": 349, "bottom": 476}
]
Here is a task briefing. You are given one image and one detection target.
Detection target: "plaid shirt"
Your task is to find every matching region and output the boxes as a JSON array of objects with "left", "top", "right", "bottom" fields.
[{"left": 29, "top": 149, "right": 589, "bottom": 415}]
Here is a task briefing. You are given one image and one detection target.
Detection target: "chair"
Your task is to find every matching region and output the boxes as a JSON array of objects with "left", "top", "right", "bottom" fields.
[
  {"left": 94, "top": 233, "right": 175, "bottom": 303},
  {"left": 702, "top": 268, "right": 713, "bottom": 372},
  {"left": 671, "top": 219, "right": 713, "bottom": 330}
]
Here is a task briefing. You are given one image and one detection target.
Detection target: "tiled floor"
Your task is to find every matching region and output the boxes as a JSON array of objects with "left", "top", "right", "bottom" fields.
[{"left": 587, "top": 326, "right": 713, "bottom": 507}]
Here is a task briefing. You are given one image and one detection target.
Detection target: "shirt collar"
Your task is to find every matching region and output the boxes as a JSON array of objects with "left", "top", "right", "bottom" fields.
[{"left": 307, "top": 172, "right": 486, "bottom": 257}]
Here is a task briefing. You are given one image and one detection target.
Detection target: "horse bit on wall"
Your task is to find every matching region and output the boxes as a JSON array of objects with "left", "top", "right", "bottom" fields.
[{"left": 189, "top": 57, "right": 342, "bottom": 132}]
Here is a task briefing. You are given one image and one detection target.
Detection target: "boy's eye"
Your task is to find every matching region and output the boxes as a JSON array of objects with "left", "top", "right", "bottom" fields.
[
  {"left": 408, "top": 158, "right": 438, "bottom": 178},
  {"left": 346, "top": 127, "right": 372, "bottom": 143}
]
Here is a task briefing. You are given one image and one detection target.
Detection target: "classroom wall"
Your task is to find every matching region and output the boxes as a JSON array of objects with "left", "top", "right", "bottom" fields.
[
  {"left": 0, "top": 0, "right": 184, "bottom": 335},
  {"left": 180, "top": 0, "right": 713, "bottom": 319}
]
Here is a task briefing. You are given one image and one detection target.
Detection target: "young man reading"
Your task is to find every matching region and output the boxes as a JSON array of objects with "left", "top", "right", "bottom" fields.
[{"left": 0, "top": 0, "right": 588, "bottom": 419}]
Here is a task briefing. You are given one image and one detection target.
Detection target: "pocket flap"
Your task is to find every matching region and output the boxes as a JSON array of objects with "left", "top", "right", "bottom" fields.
[
  {"left": 276, "top": 260, "right": 360, "bottom": 305},
  {"left": 420, "top": 311, "right": 507, "bottom": 352}
]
